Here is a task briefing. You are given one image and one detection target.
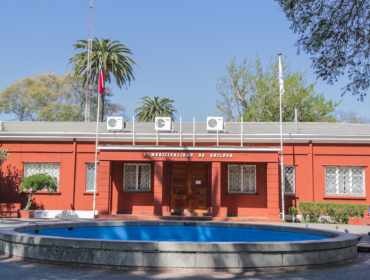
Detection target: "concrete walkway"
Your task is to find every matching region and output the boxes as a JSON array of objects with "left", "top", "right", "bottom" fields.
[
  {"left": 1, "top": 218, "right": 370, "bottom": 279},
  {"left": 0, "top": 218, "right": 94, "bottom": 227},
  {"left": 273, "top": 222, "right": 370, "bottom": 250}
]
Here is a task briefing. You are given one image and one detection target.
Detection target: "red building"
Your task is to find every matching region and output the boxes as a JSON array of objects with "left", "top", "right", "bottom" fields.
[{"left": 0, "top": 120, "right": 369, "bottom": 220}]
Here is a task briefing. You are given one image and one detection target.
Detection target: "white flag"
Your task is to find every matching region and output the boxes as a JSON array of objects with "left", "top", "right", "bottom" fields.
[{"left": 279, "top": 56, "right": 284, "bottom": 94}]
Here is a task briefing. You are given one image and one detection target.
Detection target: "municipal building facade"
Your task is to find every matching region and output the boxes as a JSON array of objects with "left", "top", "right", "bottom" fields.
[{"left": 1, "top": 120, "right": 369, "bottom": 220}]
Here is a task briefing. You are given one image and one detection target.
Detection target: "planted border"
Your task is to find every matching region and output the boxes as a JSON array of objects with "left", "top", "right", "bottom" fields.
[{"left": 298, "top": 202, "right": 368, "bottom": 224}]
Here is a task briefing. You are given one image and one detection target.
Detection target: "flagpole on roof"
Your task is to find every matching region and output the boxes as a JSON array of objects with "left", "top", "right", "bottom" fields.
[
  {"left": 278, "top": 53, "right": 285, "bottom": 222},
  {"left": 85, "top": 0, "right": 93, "bottom": 122},
  {"left": 92, "top": 55, "right": 103, "bottom": 219}
]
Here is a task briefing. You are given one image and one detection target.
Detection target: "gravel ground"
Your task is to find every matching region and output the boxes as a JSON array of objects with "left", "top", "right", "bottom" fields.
[{"left": 0, "top": 253, "right": 369, "bottom": 279}]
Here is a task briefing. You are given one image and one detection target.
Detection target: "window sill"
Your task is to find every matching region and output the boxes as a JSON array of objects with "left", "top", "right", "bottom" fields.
[
  {"left": 225, "top": 193, "right": 259, "bottom": 196},
  {"left": 83, "top": 192, "right": 99, "bottom": 195},
  {"left": 121, "top": 192, "right": 153, "bottom": 195},
  {"left": 21, "top": 191, "right": 61, "bottom": 195},
  {"left": 324, "top": 196, "right": 366, "bottom": 200},
  {"left": 285, "top": 194, "right": 297, "bottom": 198}
]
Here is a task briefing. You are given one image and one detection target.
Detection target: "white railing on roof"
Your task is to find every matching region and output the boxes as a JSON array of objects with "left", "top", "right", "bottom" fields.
[{"left": 113, "top": 117, "right": 260, "bottom": 146}]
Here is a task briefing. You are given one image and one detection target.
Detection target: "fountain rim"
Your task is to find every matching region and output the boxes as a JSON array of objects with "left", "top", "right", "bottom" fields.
[{"left": 0, "top": 220, "right": 358, "bottom": 253}]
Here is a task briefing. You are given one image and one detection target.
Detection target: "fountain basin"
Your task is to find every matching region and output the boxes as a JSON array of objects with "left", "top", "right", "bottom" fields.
[{"left": 0, "top": 221, "right": 358, "bottom": 269}]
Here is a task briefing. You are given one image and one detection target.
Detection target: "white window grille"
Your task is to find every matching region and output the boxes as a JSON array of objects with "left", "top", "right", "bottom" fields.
[
  {"left": 325, "top": 166, "right": 365, "bottom": 196},
  {"left": 123, "top": 164, "right": 151, "bottom": 192},
  {"left": 85, "top": 163, "right": 96, "bottom": 192},
  {"left": 284, "top": 166, "right": 295, "bottom": 194},
  {"left": 23, "top": 162, "right": 60, "bottom": 189},
  {"left": 228, "top": 165, "right": 256, "bottom": 193}
]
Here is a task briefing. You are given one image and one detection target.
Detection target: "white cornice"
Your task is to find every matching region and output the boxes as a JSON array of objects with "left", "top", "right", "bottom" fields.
[{"left": 98, "top": 146, "right": 281, "bottom": 152}]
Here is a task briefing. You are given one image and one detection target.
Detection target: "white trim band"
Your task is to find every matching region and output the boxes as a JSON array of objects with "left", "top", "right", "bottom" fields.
[{"left": 98, "top": 146, "right": 281, "bottom": 152}]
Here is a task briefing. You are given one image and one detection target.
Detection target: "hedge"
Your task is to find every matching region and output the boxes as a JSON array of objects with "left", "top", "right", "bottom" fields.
[{"left": 298, "top": 202, "right": 368, "bottom": 224}]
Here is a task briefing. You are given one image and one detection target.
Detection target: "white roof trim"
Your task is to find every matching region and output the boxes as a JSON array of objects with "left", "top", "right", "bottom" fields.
[{"left": 98, "top": 146, "right": 281, "bottom": 152}]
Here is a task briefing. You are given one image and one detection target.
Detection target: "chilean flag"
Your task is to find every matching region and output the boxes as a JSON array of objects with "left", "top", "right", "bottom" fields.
[
  {"left": 278, "top": 56, "right": 284, "bottom": 95},
  {"left": 99, "top": 59, "right": 104, "bottom": 94}
]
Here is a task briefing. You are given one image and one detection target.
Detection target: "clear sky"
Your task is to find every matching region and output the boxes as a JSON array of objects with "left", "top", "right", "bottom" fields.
[{"left": 0, "top": 0, "right": 367, "bottom": 122}]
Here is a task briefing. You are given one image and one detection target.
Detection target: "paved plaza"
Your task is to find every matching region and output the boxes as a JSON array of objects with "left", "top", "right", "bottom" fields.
[{"left": 1, "top": 218, "right": 370, "bottom": 279}]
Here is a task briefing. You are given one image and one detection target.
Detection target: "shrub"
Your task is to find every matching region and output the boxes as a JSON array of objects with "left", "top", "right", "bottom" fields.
[
  {"left": 0, "top": 148, "right": 8, "bottom": 166},
  {"left": 298, "top": 201, "right": 368, "bottom": 224},
  {"left": 19, "top": 173, "right": 58, "bottom": 211},
  {"left": 289, "top": 207, "right": 298, "bottom": 222}
]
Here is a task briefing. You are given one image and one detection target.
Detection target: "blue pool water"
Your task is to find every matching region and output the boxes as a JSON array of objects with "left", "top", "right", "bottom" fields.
[{"left": 24, "top": 226, "right": 329, "bottom": 242}]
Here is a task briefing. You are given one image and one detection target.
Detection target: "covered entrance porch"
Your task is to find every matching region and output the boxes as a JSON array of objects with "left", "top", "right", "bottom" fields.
[{"left": 95, "top": 146, "right": 282, "bottom": 221}]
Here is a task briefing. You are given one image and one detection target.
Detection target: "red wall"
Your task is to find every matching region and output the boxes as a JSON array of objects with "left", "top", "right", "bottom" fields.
[
  {"left": 0, "top": 141, "right": 77, "bottom": 211},
  {"left": 111, "top": 161, "right": 155, "bottom": 214},
  {"left": 1, "top": 140, "right": 370, "bottom": 218},
  {"left": 312, "top": 144, "right": 370, "bottom": 204},
  {"left": 220, "top": 162, "right": 268, "bottom": 217}
]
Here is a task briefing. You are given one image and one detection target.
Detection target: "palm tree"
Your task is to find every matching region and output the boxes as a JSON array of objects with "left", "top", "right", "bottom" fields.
[
  {"left": 68, "top": 38, "right": 136, "bottom": 121},
  {"left": 135, "top": 96, "right": 178, "bottom": 122}
]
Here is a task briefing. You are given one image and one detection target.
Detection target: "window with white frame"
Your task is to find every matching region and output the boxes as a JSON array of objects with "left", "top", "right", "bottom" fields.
[
  {"left": 325, "top": 166, "right": 365, "bottom": 196},
  {"left": 228, "top": 165, "right": 256, "bottom": 193},
  {"left": 284, "top": 166, "right": 295, "bottom": 194},
  {"left": 85, "top": 163, "right": 96, "bottom": 192},
  {"left": 23, "top": 162, "right": 60, "bottom": 189},
  {"left": 123, "top": 164, "right": 151, "bottom": 192}
]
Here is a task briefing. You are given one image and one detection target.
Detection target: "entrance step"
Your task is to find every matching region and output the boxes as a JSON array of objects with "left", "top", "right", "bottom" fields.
[
  {"left": 95, "top": 214, "right": 283, "bottom": 223},
  {"left": 170, "top": 212, "right": 212, "bottom": 217},
  {"left": 96, "top": 214, "right": 212, "bottom": 221}
]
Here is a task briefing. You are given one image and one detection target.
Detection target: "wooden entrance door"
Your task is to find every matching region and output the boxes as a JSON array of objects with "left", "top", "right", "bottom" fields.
[{"left": 170, "top": 163, "right": 208, "bottom": 212}]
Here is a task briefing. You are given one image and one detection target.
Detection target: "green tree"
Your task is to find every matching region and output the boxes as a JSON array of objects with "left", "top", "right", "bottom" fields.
[
  {"left": 336, "top": 110, "right": 370, "bottom": 124},
  {"left": 0, "top": 149, "right": 9, "bottom": 166},
  {"left": 216, "top": 56, "right": 339, "bottom": 122},
  {"left": 135, "top": 96, "right": 177, "bottom": 122},
  {"left": 276, "top": 0, "right": 370, "bottom": 100},
  {"left": 19, "top": 173, "right": 58, "bottom": 211},
  {"left": 0, "top": 73, "right": 126, "bottom": 121},
  {"left": 0, "top": 76, "right": 35, "bottom": 121},
  {"left": 68, "top": 38, "right": 136, "bottom": 121}
]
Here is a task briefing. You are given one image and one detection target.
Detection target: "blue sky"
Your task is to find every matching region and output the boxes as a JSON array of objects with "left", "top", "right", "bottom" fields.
[{"left": 0, "top": 0, "right": 367, "bottom": 122}]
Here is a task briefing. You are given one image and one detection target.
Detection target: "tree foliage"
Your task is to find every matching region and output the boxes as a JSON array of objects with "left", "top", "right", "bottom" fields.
[
  {"left": 68, "top": 38, "right": 136, "bottom": 121},
  {"left": 19, "top": 173, "right": 58, "bottom": 211},
  {"left": 216, "top": 56, "right": 339, "bottom": 122},
  {"left": 0, "top": 149, "right": 9, "bottom": 166},
  {"left": 336, "top": 110, "right": 370, "bottom": 124},
  {"left": 277, "top": 0, "right": 370, "bottom": 100},
  {"left": 135, "top": 96, "right": 178, "bottom": 122},
  {"left": 0, "top": 73, "right": 126, "bottom": 121}
]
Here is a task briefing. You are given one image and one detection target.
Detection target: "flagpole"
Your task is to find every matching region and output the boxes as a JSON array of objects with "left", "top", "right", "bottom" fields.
[
  {"left": 278, "top": 53, "right": 285, "bottom": 221},
  {"left": 92, "top": 56, "right": 102, "bottom": 219}
]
